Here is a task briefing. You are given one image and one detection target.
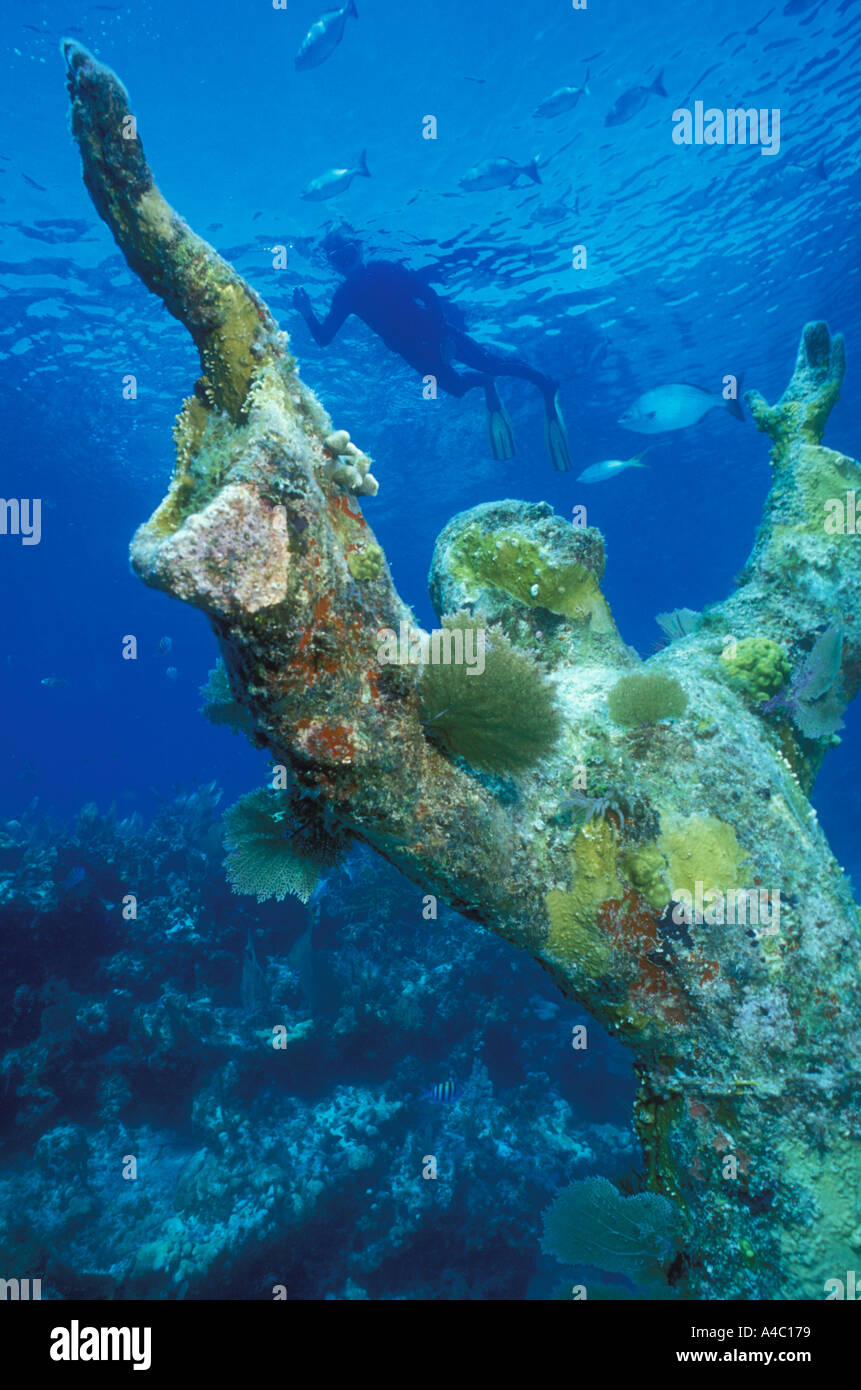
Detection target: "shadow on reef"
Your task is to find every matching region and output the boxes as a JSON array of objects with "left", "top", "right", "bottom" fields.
[{"left": 0, "top": 790, "right": 636, "bottom": 1299}]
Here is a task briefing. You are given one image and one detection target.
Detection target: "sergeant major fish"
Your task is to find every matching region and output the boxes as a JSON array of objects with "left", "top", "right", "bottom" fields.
[
  {"left": 421, "top": 1081, "right": 461, "bottom": 1104},
  {"left": 294, "top": 0, "right": 358, "bottom": 71},
  {"left": 605, "top": 71, "right": 667, "bottom": 126},
  {"left": 301, "top": 150, "right": 370, "bottom": 201},
  {"left": 534, "top": 72, "right": 591, "bottom": 118},
  {"left": 460, "top": 156, "right": 541, "bottom": 191},
  {"left": 577, "top": 450, "right": 651, "bottom": 483},
  {"left": 619, "top": 383, "right": 744, "bottom": 433}
]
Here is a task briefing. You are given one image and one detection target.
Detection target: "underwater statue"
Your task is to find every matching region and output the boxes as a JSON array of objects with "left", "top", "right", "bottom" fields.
[{"left": 63, "top": 42, "right": 860, "bottom": 1300}]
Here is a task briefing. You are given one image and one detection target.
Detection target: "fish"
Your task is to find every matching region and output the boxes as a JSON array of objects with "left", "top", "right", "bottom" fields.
[
  {"left": 59, "top": 865, "right": 87, "bottom": 891},
  {"left": 577, "top": 451, "right": 651, "bottom": 483},
  {"left": 301, "top": 151, "right": 370, "bottom": 201},
  {"left": 288, "top": 925, "right": 315, "bottom": 1007},
  {"left": 40, "top": 675, "right": 68, "bottom": 687},
  {"left": 619, "top": 383, "right": 744, "bottom": 433},
  {"left": 421, "top": 1080, "right": 460, "bottom": 1104},
  {"left": 240, "top": 932, "right": 270, "bottom": 1016},
  {"left": 788, "top": 154, "right": 827, "bottom": 182},
  {"left": 534, "top": 73, "right": 591, "bottom": 119},
  {"left": 295, "top": 0, "right": 358, "bottom": 71},
  {"left": 157, "top": 635, "right": 172, "bottom": 654},
  {"left": 459, "top": 156, "right": 541, "bottom": 192},
  {"left": 166, "top": 666, "right": 179, "bottom": 680},
  {"left": 604, "top": 71, "right": 667, "bottom": 126}
]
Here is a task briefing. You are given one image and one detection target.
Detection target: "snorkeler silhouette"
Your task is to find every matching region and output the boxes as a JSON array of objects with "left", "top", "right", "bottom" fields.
[{"left": 292, "top": 232, "right": 573, "bottom": 470}]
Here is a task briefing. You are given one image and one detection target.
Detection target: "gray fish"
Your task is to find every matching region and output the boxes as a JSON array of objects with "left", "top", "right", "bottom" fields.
[
  {"left": 534, "top": 72, "right": 591, "bottom": 119},
  {"left": 460, "top": 156, "right": 541, "bottom": 191},
  {"left": 605, "top": 71, "right": 666, "bottom": 127},
  {"left": 241, "top": 932, "right": 270, "bottom": 1016},
  {"left": 619, "top": 383, "right": 744, "bottom": 434},
  {"left": 157, "top": 635, "right": 172, "bottom": 654},
  {"left": 288, "top": 925, "right": 315, "bottom": 1007},
  {"left": 40, "top": 675, "right": 68, "bottom": 688},
  {"left": 577, "top": 450, "right": 651, "bottom": 483},
  {"left": 295, "top": 0, "right": 358, "bottom": 72},
  {"left": 301, "top": 150, "right": 370, "bottom": 201}
]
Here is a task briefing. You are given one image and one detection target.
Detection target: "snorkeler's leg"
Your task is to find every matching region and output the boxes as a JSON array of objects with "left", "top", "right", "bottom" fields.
[
  {"left": 446, "top": 333, "right": 571, "bottom": 470},
  {"left": 543, "top": 388, "right": 572, "bottom": 472},
  {"left": 483, "top": 380, "right": 516, "bottom": 461},
  {"left": 433, "top": 363, "right": 516, "bottom": 461}
]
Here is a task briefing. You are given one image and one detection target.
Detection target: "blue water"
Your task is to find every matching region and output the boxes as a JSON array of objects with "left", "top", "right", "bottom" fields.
[{"left": 1, "top": 0, "right": 859, "bottom": 1300}]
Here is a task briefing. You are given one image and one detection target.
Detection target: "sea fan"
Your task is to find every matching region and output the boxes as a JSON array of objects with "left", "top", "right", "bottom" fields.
[
  {"left": 655, "top": 607, "right": 700, "bottom": 641},
  {"left": 541, "top": 1176, "right": 678, "bottom": 1276},
  {"left": 200, "top": 659, "right": 255, "bottom": 738},
  {"left": 418, "top": 614, "right": 561, "bottom": 777},
  {"left": 223, "top": 787, "right": 350, "bottom": 904},
  {"left": 763, "top": 624, "right": 845, "bottom": 739}
]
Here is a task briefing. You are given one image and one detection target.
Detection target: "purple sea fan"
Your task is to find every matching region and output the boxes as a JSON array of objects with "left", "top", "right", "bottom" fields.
[{"left": 763, "top": 625, "right": 845, "bottom": 739}]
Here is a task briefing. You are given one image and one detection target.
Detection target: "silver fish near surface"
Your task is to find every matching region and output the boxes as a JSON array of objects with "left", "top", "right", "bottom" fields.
[
  {"left": 301, "top": 151, "right": 371, "bottom": 201},
  {"left": 534, "top": 72, "right": 591, "bottom": 119},
  {"left": 619, "top": 383, "right": 744, "bottom": 433},
  {"left": 605, "top": 71, "right": 666, "bottom": 126},
  {"left": 459, "top": 156, "right": 542, "bottom": 191},
  {"left": 577, "top": 451, "right": 651, "bottom": 483},
  {"left": 295, "top": 0, "right": 358, "bottom": 71}
]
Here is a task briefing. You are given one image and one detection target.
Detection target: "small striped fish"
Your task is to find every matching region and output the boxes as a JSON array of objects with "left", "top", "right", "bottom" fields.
[{"left": 421, "top": 1080, "right": 460, "bottom": 1104}]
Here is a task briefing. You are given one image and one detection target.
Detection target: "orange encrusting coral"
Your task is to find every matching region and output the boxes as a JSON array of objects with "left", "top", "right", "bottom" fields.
[
  {"left": 599, "top": 892, "right": 689, "bottom": 1028},
  {"left": 295, "top": 718, "right": 357, "bottom": 766}
]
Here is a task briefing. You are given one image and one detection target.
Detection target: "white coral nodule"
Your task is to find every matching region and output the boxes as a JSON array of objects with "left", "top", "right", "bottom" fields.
[{"left": 323, "top": 431, "right": 378, "bottom": 497}]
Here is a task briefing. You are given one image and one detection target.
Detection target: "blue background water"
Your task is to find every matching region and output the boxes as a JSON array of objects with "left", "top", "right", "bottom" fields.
[{"left": 0, "top": 0, "right": 859, "bottom": 1298}]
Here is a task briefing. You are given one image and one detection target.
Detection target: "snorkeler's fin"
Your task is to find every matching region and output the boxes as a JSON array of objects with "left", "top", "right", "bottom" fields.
[
  {"left": 544, "top": 389, "right": 573, "bottom": 471},
  {"left": 486, "top": 384, "right": 517, "bottom": 461}
]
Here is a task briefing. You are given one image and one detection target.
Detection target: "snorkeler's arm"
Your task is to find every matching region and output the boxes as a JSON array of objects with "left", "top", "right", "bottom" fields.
[{"left": 292, "top": 283, "right": 353, "bottom": 347}]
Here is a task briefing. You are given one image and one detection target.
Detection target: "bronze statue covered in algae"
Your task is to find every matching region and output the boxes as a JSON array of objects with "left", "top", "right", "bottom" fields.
[{"left": 64, "top": 41, "right": 860, "bottom": 1299}]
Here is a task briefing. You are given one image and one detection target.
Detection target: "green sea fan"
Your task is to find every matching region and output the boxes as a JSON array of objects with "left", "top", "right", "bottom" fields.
[
  {"left": 607, "top": 671, "right": 688, "bottom": 728},
  {"left": 418, "top": 613, "right": 561, "bottom": 776},
  {"left": 200, "top": 659, "right": 255, "bottom": 738},
  {"left": 541, "top": 1176, "right": 678, "bottom": 1277},
  {"left": 223, "top": 788, "right": 349, "bottom": 904}
]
